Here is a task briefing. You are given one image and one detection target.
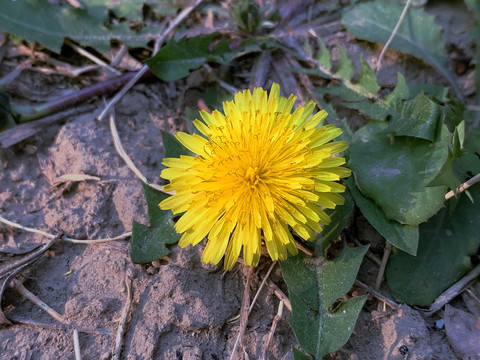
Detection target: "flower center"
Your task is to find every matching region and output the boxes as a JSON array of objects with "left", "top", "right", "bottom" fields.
[{"left": 245, "top": 166, "right": 260, "bottom": 188}]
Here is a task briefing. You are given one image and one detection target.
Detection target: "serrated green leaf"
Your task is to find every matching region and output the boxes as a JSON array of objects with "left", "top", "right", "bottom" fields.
[
  {"left": 161, "top": 131, "right": 193, "bottom": 158},
  {"left": 386, "top": 184, "right": 480, "bottom": 306},
  {"left": 317, "top": 39, "right": 331, "bottom": 70},
  {"left": 130, "top": 182, "right": 180, "bottom": 264},
  {"left": 388, "top": 93, "right": 440, "bottom": 141},
  {"left": 346, "top": 178, "right": 418, "bottom": 255},
  {"left": 351, "top": 56, "right": 379, "bottom": 96},
  {"left": 146, "top": 34, "right": 232, "bottom": 82},
  {"left": 336, "top": 45, "right": 355, "bottom": 81},
  {"left": 348, "top": 121, "right": 447, "bottom": 225},
  {"left": 385, "top": 73, "right": 409, "bottom": 106},
  {"left": 316, "top": 188, "right": 354, "bottom": 255},
  {"left": 315, "top": 86, "right": 364, "bottom": 102},
  {"left": 281, "top": 247, "right": 368, "bottom": 358},
  {"left": 342, "top": 2, "right": 461, "bottom": 99},
  {"left": 343, "top": 100, "right": 389, "bottom": 121},
  {"left": 0, "top": 1, "right": 163, "bottom": 53}
]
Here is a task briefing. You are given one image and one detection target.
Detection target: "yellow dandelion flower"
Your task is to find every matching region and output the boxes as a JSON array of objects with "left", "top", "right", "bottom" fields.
[{"left": 159, "top": 84, "right": 350, "bottom": 269}]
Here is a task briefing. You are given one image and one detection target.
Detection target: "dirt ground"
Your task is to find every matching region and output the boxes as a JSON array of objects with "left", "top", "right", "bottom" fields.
[{"left": 0, "top": 1, "right": 478, "bottom": 359}]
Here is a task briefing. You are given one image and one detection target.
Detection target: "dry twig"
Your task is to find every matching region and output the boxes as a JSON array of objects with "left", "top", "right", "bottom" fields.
[
  {"left": 261, "top": 300, "right": 284, "bottom": 360},
  {"left": 375, "top": 242, "right": 391, "bottom": 291},
  {"left": 73, "top": 329, "right": 82, "bottom": 360},
  {"left": 230, "top": 266, "right": 255, "bottom": 360},
  {"left": 248, "top": 261, "right": 277, "bottom": 315},
  {"left": 113, "top": 268, "right": 133, "bottom": 360},
  {"left": 355, "top": 279, "right": 399, "bottom": 310},
  {"left": 444, "top": 173, "right": 480, "bottom": 201}
]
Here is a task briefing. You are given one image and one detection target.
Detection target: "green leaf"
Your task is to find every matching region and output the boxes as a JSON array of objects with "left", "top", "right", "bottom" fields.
[
  {"left": 341, "top": 2, "right": 460, "bottom": 99},
  {"left": 464, "top": 0, "right": 480, "bottom": 104},
  {"left": 336, "top": 45, "right": 355, "bottom": 81},
  {"left": 348, "top": 121, "right": 447, "bottom": 226},
  {"left": 343, "top": 100, "right": 389, "bottom": 121},
  {"left": 0, "top": 90, "right": 16, "bottom": 130},
  {"left": 281, "top": 247, "right": 368, "bottom": 358},
  {"left": 351, "top": 56, "right": 379, "bottom": 97},
  {"left": 161, "top": 131, "right": 193, "bottom": 158},
  {"left": 316, "top": 188, "right": 354, "bottom": 255},
  {"left": 317, "top": 39, "right": 331, "bottom": 70},
  {"left": 385, "top": 73, "right": 409, "bottom": 106},
  {"left": 386, "top": 184, "right": 480, "bottom": 306},
  {"left": 347, "top": 177, "right": 418, "bottom": 255},
  {"left": 292, "top": 348, "right": 311, "bottom": 360},
  {"left": 130, "top": 182, "right": 180, "bottom": 264},
  {"left": 387, "top": 93, "right": 440, "bottom": 142},
  {"left": 146, "top": 34, "right": 232, "bottom": 82},
  {"left": 315, "top": 86, "right": 364, "bottom": 102},
  {"left": 0, "top": 1, "right": 164, "bottom": 53}
]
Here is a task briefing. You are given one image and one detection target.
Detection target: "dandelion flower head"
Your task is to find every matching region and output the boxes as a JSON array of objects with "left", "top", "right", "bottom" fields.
[{"left": 160, "top": 84, "right": 350, "bottom": 269}]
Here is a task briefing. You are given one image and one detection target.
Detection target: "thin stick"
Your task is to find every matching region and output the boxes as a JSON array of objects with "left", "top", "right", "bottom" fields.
[
  {"left": 355, "top": 279, "right": 399, "bottom": 310},
  {"left": 113, "top": 268, "right": 133, "bottom": 360},
  {"left": 230, "top": 266, "right": 254, "bottom": 360},
  {"left": 266, "top": 279, "right": 291, "bottom": 312},
  {"left": 6, "top": 315, "right": 112, "bottom": 335},
  {"left": 260, "top": 300, "right": 284, "bottom": 360},
  {"left": 97, "top": 0, "right": 205, "bottom": 121},
  {"left": 11, "top": 278, "right": 66, "bottom": 323},
  {"left": 0, "top": 215, "right": 131, "bottom": 244},
  {"left": 108, "top": 110, "right": 172, "bottom": 195},
  {"left": 64, "top": 39, "right": 121, "bottom": 76},
  {"left": 375, "top": 242, "right": 391, "bottom": 291},
  {"left": 353, "top": 239, "right": 382, "bottom": 267},
  {"left": 248, "top": 261, "right": 277, "bottom": 315},
  {"left": 376, "top": 0, "right": 413, "bottom": 71},
  {"left": 295, "top": 241, "right": 314, "bottom": 256},
  {"left": 73, "top": 329, "right": 82, "bottom": 360},
  {"left": 424, "top": 263, "right": 480, "bottom": 315},
  {"left": 444, "top": 173, "right": 480, "bottom": 201}
]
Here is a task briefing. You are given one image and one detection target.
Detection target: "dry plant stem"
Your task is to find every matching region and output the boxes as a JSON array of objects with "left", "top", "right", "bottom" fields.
[
  {"left": 375, "top": 242, "right": 392, "bottom": 292},
  {"left": 260, "top": 300, "right": 284, "bottom": 360},
  {"left": 97, "top": 0, "right": 205, "bottom": 122},
  {"left": 353, "top": 239, "right": 382, "bottom": 267},
  {"left": 113, "top": 268, "right": 133, "bottom": 360},
  {"left": 266, "top": 279, "right": 292, "bottom": 312},
  {"left": 17, "top": 71, "right": 153, "bottom": 123},
  {"left": 0, "top": 105, "right": 96, "bottom": 148},
  {"left": 230, "top": 265, "right": 255, "bottom": 360},
  {"left": 0, "top": 232, "right": 62, "bottom": 278},
  {"left": 6, "top": 315, "right": 112, "bottom": 335},
  {"left": 248, "top": 261, "right": 277, "bottom": 315},
  {"left": 355, "top": 279, "right": 399, "bottom": 310},
  {"left": 11, "top": 278, "right": 66, "bottom": 323},
  {"left": 376, "top": 0, "right": 413, "bottom": 71},
  {"left": 295, "top": 241, "right": 314, "bottom": 256},
  {"left": 444, "top": 173, "right": 480, "bottom": 201},
  {"left": 424, "top": 263, "right": 480, "bottom": 315},
  {"left": 73, "top": 329, "right": 82, "bottom": 360},
  {"left": 108, "top": 111, "right": 169, "bottom": 195},
  {"left": 64, "top": 39, "right": 121, "bottom": 76},
  {"left": 0, "top": 214, "right": 131, "bottom": 244}
]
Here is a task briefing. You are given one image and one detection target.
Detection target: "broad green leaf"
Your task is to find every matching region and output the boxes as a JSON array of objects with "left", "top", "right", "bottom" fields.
[
  {"left": 315, "top": 86, "right": 364, "bottom": 102},
  {"left": 386, "top": 184, "right": 480, "bottom": 306},
  {"left": 316, "top": 188, "right": 354, "bottom": 256},
  {"left": 0, "top": 1, "right": 162, "bottom": 53},
  {"left": 281, "top": 247, "right": 368, "bottom": 358},
  {"left": 161, "top": 131, "right": 193, "bottom": 158},
  {"left": 348, "top": 121, "right": 447, "bottom": 225},
  {"left": 342, "top": 2, "right": 460, "bottom": 98},
  {"left": 347, "top": 178, "right": 418, "bottom": 255},
  {"left": 388, "top": 93, "right": 440, "bottom": 141},
  {"left": 146, "top": 34, "right": 232, "bottom": 82},
  {"left": 130, "top": 182, "right": 180, "bottom": 263},
  {"left": 83, "top": 0, "right": 181, "bottom": 19},
  {"left": 292, "top": 348, "right": 311, "bottom": 360}
]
